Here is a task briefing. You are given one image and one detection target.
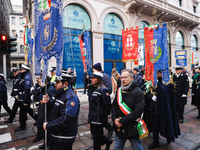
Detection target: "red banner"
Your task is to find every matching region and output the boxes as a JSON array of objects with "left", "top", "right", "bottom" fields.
[
  {"left": 144, "top": 27, "right": 154, "bottom": 83},
  {"left": 122, "top": 27, "right": 138, "bottom": 62},
  {"left": 79, "top": 35, "right": 87, "bottom": 70}
]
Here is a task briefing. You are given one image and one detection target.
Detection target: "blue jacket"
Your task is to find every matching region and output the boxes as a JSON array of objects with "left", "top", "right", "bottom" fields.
[
  {"left": 47, "top": 86, "right": 80, "bottom": 145},
  {"left": 0, "top": 79, "right": 7, "bottom": 101}
]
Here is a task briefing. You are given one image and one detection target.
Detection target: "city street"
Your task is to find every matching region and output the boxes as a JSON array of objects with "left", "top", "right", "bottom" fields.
[{"left": 0, "top": 80, "right": 199, "bottom": 150}]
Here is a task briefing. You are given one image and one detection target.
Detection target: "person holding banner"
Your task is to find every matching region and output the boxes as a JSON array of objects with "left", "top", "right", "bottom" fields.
[
  {"left": 43, "top": 72, "right": 80, "bottom": 150},
  {"left": 112, "top": 69, "right": 144, "bottom": 150},
  {"left": 111, "top": 68, "right": 121, "bottom": 94},
  {"left": 88, "top": 71, "right": 112, "bottom": 150},
  {"left": 191, "top": 66, "right": 200, "bottom": 119},
  {"left": 173, "top": 66, "right": 189, "bottom": 124}
]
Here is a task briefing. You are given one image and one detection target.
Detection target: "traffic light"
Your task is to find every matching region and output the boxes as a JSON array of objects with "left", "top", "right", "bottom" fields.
[
  {"left": 8, "top": 36, "right": 17, "bottom": 53},
  {"left": 0, "top": 34, "right": 8, "bottom": 53}
]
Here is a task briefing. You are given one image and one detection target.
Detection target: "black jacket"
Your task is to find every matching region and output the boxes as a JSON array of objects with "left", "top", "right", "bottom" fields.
[
  {"left": 11, "top": 73, "right": 21, "bottom": 97},
  {"left": 47, "top": 86, "right": 80, "bottom": 145},
  {"left": 112, "top": 80, "right": 144, "bottom": 139},
  {"left": 0, "top": 79, "right": 7, "bottom": 101},
  {"left": 88, "top": 84, "right": 111, "bottom": 124},
  {"left": 173, "top": 73, "right": 189, "bottom": 105}
]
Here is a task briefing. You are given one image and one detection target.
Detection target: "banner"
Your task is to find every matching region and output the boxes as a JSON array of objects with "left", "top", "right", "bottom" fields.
[
  {"left": 122, "top": 27, "right": 138, "bottom": 62},
  {"left": 144, "top": 27, "right": 154, "bottom": 83},
  {"left": 27, "top": 28, "right": 33, "bottom": 64},
  {"left": 190, "top": 51, "right": 198, "bottom": 64},
  {"left": 79, "top": 33, "right": 87, "bottom": 70},
  {"left": 79, "top": 30, "right": 92, "bottom": 70},
  {"left": 34, "top": 0, "right": 63, "bottom": 83},
  {"left": 144, "top": 23, "right": 169, "bottom": 86}
]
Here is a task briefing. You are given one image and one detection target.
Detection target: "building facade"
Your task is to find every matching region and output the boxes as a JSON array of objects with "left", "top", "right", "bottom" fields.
[
  {"left": 0, "top": 0, "right": 12, "bottom": 78},
  {"left": 10, "top": 3, "right": 25, "bottom": 69},
  {"left": 26, "top": 0, "right": 200, "bottom": 87}
]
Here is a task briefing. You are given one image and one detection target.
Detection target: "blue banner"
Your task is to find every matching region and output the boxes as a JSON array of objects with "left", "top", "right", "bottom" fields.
[
  {"left": 153, "top": 23, "right": 169, "bottom": 86},
  {"left": 83, "top": 30, "right": 92, "bottom": 69},
  {"left": 175, "top": 50, "right": 187, "bottom": 58},
  {"left": 34, "top": 0, "right": 63, "bottom": 83},
  {"left": 27, "top": 28, "right": 33, "bottom": 64},
  {"left": 176, "top": 58, "right": 187, "bottom": 66}
]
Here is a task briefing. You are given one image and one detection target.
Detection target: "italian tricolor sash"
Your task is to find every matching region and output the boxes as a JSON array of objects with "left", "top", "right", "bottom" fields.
[
  {"left": 117, "top": 88, "right": 132, "bottom": 115},
  {"left": 112, "top": 76, "right": 117, "bottom": 88}
]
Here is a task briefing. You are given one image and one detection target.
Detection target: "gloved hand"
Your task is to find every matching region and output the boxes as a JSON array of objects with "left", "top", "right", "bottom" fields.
[
  {"left": 182, "top": 94, "right": 187, "bottom": 97},
  {"left": 152, "top": 95, "right": 157, "bottom": 102},
  {"left": 191, "top": 93, "right": 195, "bottom": 96},
  {"left": 31, "top": 95, "right": 34, "bottom": 101},
  {"left": 24, "top": 103, "right": 28, "bottom": 106}
]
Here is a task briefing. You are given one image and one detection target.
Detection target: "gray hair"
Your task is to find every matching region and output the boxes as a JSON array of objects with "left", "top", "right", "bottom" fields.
[{"left": 121, "top": 69, "right": 133, "bottom": 77}]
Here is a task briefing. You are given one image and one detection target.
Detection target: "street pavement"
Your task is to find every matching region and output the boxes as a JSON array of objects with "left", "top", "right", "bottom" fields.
[{"left": 0, "top": 80, "right": 200, "bottom": 150}]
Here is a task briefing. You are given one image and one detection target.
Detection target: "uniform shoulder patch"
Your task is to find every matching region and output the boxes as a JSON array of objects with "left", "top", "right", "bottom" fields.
[
  {"left": 70, "top": 101, "right": 75, "bottom": 106},
  {"left": 106, "top": 92, "right": 110, "bottom": 96}
]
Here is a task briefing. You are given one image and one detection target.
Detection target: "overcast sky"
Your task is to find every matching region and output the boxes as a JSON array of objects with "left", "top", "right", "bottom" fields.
[{"left": 11, "top": 0, "right": 22, "bottom": 6}]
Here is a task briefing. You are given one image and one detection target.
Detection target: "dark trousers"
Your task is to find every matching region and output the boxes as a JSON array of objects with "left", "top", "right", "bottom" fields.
[
  {"left": 90, "top": 123, "right": 109, "bottom": 150},
  {"left": 19, "top": 104, "right": 37, "bottom": 127},
  {"left": 84, "top": 83, "right": 88, "bottom": 94},
  {"left": 150, "top": 114, "right": 159, "bottom": 142},
  {"left": 36, "top": 102, "right": 45, "bottom": 139},
  {"left": 0, "top": 100, "right": 11, "bottom": 115},
  {"left": 176, "top": 104, "right": 185, "bottom": 120},
  {"left": 9, "top": 99, "right": 21, "bottom": 121},
  {"left": 49, "top": 143, "right": 72, "bottom": 150}
]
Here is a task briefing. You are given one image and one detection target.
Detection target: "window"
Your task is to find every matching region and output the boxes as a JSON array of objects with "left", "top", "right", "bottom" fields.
[
  {"left": 176, "top": 31, "right": 184, "bottom": 50},
  {"left": 20, "top": 45, "right": 24, "bottom": 53},
  {"left": 19, "top": 17, "right": 23, "bottom": 25},
  {"left": 179, "top": 0, "right": 182, "bottom": 7},
  {"left": 20, "top": 30, "right": 23, "bottom": 38},
  {"left": 193, "top": 6, "right": 196, "bottom": 13},
  {"left": 12, "top": 30, "right": 16, "bottom": 37},
  {"left": 11, "top": 17, "right": 16, "bottom": 25},
  {"left": 12, "top": 63, "right": 17, "bottom": 67}
]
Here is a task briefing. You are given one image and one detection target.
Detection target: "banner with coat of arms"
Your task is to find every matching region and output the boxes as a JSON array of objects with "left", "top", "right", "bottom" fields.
[
  {"left": 34, "top": 0, "right": 63, "bottom": 83},
  {"left": 122, "top": 27, "right": 138, "bottom": 62},
  {"left": 144, "top": 23, "right": 169, "bottom": 86}
]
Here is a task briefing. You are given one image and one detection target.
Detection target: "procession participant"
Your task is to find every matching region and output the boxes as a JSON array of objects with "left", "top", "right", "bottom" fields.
[
  {"left": 43, "top": 72, "right": 80, "bottom": 150},
  {"left": 88, "top": 71, "right": 112, "bottom": 150},
  {"left": 0, "top": 74, "right": 11, "bottom": 115},
  {"left": 148, "top": 70, "right": 180, "bottom": 149},
  {"left": 15, "top": 64, "right": 37, "bottom": 132},
  {"left": 5, "top": 67, "right": 21, "bottom": 123},
  {"left": 32, "top": 76, "right": 55, "bottom": 150},
  {"left": 191, "top": 65, "right": 200, "bottom": 119},
  {"left": 49, "top": 67, "right": 56, "bottom": 84},
  {"left": 83, "top": 69, "right": 90, "bottom": 94},
  {"left": 111, "top": 68, "right": 121, "bottom": 94},
  {"left": 133, "top": 67, "right": 143, "bottom": 88},
  {"left": 173, "top": 65, "right": 189, "bottom": 123},
  {"left": 112, "top": 69, "right": 144, "bottom": 150},
  {"left": 93, "top": 63, "right": 112, "bottom": 94}
]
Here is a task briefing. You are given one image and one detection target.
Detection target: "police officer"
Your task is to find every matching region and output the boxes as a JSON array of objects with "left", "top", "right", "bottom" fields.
[
  {"left": 50, "top": 67, "right": 56, "bottom": 84},
  {"left": 88, "top": 71, "right": 112, "bottom": 150},
  {"left": 0, "top": 74, "right": 11, "bottom": 115},
  {"left": 43, "top": 72, "right": 80, "bottom": 150},
  {"left": 15, "top": 64, "right": 37, "bottom": 132},
  {"left": 173, "top": 65, "right": 189, "bottom": 123},
  {"left": 5, "top": 68, "right": 21, "bottom": 123}
]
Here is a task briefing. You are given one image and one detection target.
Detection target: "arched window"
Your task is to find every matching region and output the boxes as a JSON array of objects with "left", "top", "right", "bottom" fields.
[
  {"left": 103, "top": 13, "right": 124, "bottom": 76},
  {"left": 63, "top": 4, "right": 92, "bottom": 88},
  {"left": 191, "top": 34, "right": 198, "bottom": 50},
  {"left": 139, "top": 21, "right": 149, "bottom": 39},
  {"left": 176, "top": 31, "right": 184, "bottom": 50}
]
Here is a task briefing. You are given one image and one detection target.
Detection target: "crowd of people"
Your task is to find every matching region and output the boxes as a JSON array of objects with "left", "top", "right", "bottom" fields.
[{"left": 0, "top": 62, "right": 199, "bottom": 150}]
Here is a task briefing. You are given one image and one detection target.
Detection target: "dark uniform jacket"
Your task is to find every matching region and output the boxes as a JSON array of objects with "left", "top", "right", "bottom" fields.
[
  {"left": 112, "top": 80, "right": 144, "bottom": 139},
  {"left": 102, "top": 72, "right": 112, "bottom": 94},
  {"left": 0, "top": 79, "right": 7, "bottom": 101},
  {"left": 88, "top": 84, "right": 111, "bottom": 124},
  {"left": 47, "top": 86, "right": 80, "bottom": 145},
  {"left": 19, "top": 71, "right": 32, "bottom": 104},
  {"left": 173, "top": 73, "right": 189, "bottom": 105},
  {"left": 11, "top": 73, "right": 21, "bottom": 98},
  {"left": 192, "top": 73, "right": 200, "bottom": 106}
]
